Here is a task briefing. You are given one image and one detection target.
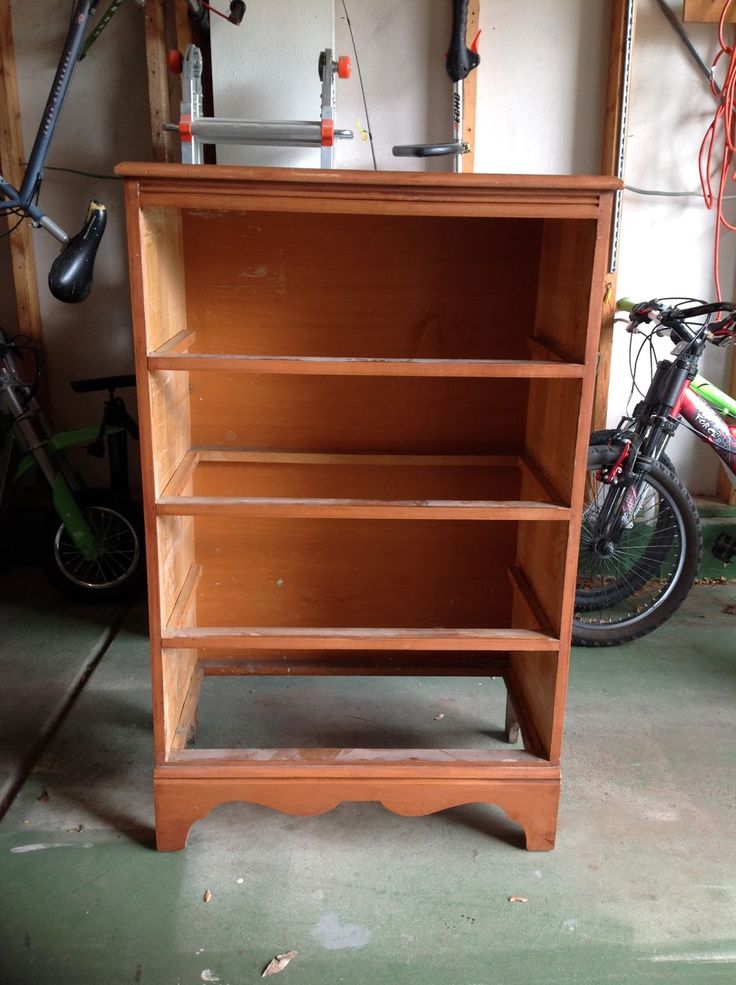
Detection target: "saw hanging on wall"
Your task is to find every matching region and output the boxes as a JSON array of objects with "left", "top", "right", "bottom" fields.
[{"left": 393, "top": 0, "right": 480, "bottom": 171}]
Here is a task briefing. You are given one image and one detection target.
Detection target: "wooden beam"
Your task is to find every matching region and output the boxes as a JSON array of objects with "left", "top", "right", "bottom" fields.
[
  {"left": 593, "top": 274, "right": 617, "bottom": 431},
  {"left": 593, "top": 0, "right": 635, "bottom": 431},
  {"left": 683, "top": 0, "right": 736, "bottom": 21},
  {"left": 172, "top": 0, "right": 194, "bottom": 52},
  {"left": 143, "top": 0, "right": 172, "bottom": 161},
  {"left": 462, "top": 1, "right": 480, "bottom": 173},
  {"left": 0, "top": 0, "right": 44, "bottom": 352}
]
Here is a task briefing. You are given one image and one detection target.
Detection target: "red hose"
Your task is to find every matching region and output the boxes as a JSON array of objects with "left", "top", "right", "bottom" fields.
[{"left": 699, "top": 0, "right": 736, "bottom": 299}]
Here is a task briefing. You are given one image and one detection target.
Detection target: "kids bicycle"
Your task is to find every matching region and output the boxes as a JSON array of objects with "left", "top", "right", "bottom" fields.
[
  {"left": 574, "top": 297, "right": 736, "bottom": 646},
  {"left": 0, "top": 328, "right": 143, "bottom": 600}
]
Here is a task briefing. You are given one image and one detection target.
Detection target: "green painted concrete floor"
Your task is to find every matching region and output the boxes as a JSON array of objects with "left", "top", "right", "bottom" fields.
[{"left": 0, "top": 569, "right": 735, "bottom": 985}]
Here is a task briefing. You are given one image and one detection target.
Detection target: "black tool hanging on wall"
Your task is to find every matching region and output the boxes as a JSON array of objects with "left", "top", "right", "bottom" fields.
[{"left": 393, "top": 0, "right": 480, "bottom": 171}]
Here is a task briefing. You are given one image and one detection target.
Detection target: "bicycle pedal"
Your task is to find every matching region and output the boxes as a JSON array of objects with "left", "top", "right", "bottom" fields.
[{"left": 712, "top": 531, "right": 736, "bottom": 564}]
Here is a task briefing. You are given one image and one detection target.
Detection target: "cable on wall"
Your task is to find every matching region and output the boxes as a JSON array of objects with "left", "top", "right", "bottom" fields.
[{"left": 339, "top": 0, "right": 378, "bottom": 171}]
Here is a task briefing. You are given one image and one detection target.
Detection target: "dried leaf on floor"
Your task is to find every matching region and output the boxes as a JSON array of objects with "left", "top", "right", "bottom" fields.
[
  {"left": 37, "top": 790, "right": 49, "bottom": 803},
  {"left": 508, "top": 896, "right": 528, "bottom": 903},
  {"left": 262, "top": 950, "right": 297, "bottom": 977},
  {"left": 203, "top": 889, "right": 213, "bottom": 903}
]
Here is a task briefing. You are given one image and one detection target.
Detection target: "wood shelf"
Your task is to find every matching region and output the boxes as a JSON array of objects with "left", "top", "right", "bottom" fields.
[
  {"left": 155, "top": 449, "right": 571, "bottom": 519},
  {"left": 164, "top": 747, "right": 554, "bottom": 774},
  {"left": 147, "top": 350, "right": 585, "bottom": 378},
  {"left": 122, "top": 165, "right": 617, "bottom": 851},
  {"left": 156, "top": 498, "right": 570, "bottom": 520},
  {"left": 162, "top": 626, "right": 561, "bottom": 651}
]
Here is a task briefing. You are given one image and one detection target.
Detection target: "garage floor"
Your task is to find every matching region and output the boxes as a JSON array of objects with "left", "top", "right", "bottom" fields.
[{"left": 0, "top": 565, "right": 734, "bottom": 985}]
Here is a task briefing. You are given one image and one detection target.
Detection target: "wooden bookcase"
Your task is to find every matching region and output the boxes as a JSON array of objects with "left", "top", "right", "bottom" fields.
[{"left": 119, "top": 164, "right": 618, "bottom": 851}]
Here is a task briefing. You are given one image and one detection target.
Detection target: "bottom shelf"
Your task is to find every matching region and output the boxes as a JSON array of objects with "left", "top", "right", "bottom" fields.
[
  {"left": 153, "top": 760, "right": 560, "bottom": 852},
  {"left": 152, "top": 673, "right": 562, "bottom": 852}
]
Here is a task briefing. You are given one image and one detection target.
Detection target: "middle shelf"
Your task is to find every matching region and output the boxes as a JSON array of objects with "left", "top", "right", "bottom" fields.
[
  {"left": 156, "top": 449, "right": 570, "bottom": 519},
  {"left": 156, "top": 510, "right": 568, "bottom": 643}
]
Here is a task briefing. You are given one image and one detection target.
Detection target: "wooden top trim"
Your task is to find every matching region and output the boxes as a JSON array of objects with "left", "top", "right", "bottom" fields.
[{"left": 115, "top": 162, "right": 623, "bottom": 193}]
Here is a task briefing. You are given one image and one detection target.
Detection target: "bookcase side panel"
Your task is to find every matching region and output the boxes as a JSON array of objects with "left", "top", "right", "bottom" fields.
[{"left": 533, "top": 219, "right": 599, "bottom": 363}]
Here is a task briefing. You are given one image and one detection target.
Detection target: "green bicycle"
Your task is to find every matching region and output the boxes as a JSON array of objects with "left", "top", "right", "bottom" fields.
[{"left": 0, "top": 329, "right": 143, "bottom": 601}]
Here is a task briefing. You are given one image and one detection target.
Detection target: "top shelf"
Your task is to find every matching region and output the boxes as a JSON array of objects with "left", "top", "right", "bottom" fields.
[{"left": 147, "top": 330, "right": 584, "bottom": 379}]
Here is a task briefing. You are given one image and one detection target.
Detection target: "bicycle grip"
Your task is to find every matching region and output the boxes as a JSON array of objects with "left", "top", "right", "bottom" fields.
[
  {"left": 446, "top": 0, "right": 480, "bottom": 83},
  {"left": 392, "top": 141, "right": 464, "bottom": 157},
  {"left": 617, "top": 297, "right": 636, "bottom": 312}
]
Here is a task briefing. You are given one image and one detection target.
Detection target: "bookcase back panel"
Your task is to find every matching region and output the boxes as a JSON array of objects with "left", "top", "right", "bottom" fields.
[
  {"left": 180, "top": 211, "right": 543, "bottom": 360},
  {"left": 188, "top": 374, "right": 530, "bottom": 455},
  {"left": 189, "top": 458, "right": 523, "bottom": 501},
  {"left": 191, "top": 517, "right": 518, "bottom": 628}
]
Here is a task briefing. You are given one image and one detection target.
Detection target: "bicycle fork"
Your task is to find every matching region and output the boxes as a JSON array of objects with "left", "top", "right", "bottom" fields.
[{"left": 1, "top": 375, "right": 99, "bottom": 562}]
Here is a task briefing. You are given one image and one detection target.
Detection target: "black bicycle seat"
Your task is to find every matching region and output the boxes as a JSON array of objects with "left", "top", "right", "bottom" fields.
[{"left": 70, "top": 374, "right": 136, "bottom": 394}]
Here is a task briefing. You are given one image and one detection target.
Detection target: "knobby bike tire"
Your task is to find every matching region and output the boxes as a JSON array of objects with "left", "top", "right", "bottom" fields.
[
  {"left": 573, "top": 436, "right": 700, "bottom": 647},
  {"left": 44, "top": 489, "right": 145, "bottom": 603},
  {"left": 575, "top": 431, "right": 677, "bottom": 612}
]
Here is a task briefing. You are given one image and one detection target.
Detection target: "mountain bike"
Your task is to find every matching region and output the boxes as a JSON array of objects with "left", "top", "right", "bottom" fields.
[
  {"left": 0, "top": 329, "right": 143, "bottom": 600},
  {"left": 573, "top": 297, "right": 736, "bottom": 646}
]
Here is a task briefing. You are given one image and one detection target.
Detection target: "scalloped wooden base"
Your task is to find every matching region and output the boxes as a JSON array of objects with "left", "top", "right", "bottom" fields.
[{"left": 153, "top": 765, "right": 560, "bottom": 852}]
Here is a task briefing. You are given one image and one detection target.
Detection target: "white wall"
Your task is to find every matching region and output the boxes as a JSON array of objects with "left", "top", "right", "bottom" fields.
[
  {"left": 334, "top": 0, "right": 453, "bottom": 172},
  {"left": 475, "top": 0, "right": 609, "bottom": 175},
  {"left": 210, "top": 0, "right": 333, "bottom": 168},
  {"left": 334, "top": 1, "right": 608, "bottom": 174}
]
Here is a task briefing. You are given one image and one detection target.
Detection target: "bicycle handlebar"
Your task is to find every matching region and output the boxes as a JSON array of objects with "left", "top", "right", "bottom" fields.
[
  {"left": 618, "top": 297, "right": 736, "bottom": 323},
  {"left": 617, "top": 297, "right": 736, "bottom": 348}
]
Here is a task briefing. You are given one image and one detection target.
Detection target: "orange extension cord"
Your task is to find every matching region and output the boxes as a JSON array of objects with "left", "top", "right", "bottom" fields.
[{"left": 699, "top": 0, "right": 736, "bottom": 299}]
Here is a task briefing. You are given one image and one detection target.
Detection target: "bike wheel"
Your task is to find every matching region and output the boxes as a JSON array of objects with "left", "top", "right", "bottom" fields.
[
  {"left": 45, "top": 492, "right": 145, "bottom": 602},
  {"left": 573, "top": 439, "right": 701, "bottom": 647}
]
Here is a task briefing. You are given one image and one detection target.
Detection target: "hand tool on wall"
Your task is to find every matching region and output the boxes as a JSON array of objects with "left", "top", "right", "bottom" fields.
[
  {"left": 186, "top": 0, "right": 246, "bottom": 28},
  {"left": 392, "top": 0, "right": 480, "bottom": 172}
]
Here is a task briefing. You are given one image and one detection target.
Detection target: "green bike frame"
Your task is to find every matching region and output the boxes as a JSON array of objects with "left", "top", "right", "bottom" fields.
[{"left": 11, "top": 424, "right": 123, "bottom": 562}]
